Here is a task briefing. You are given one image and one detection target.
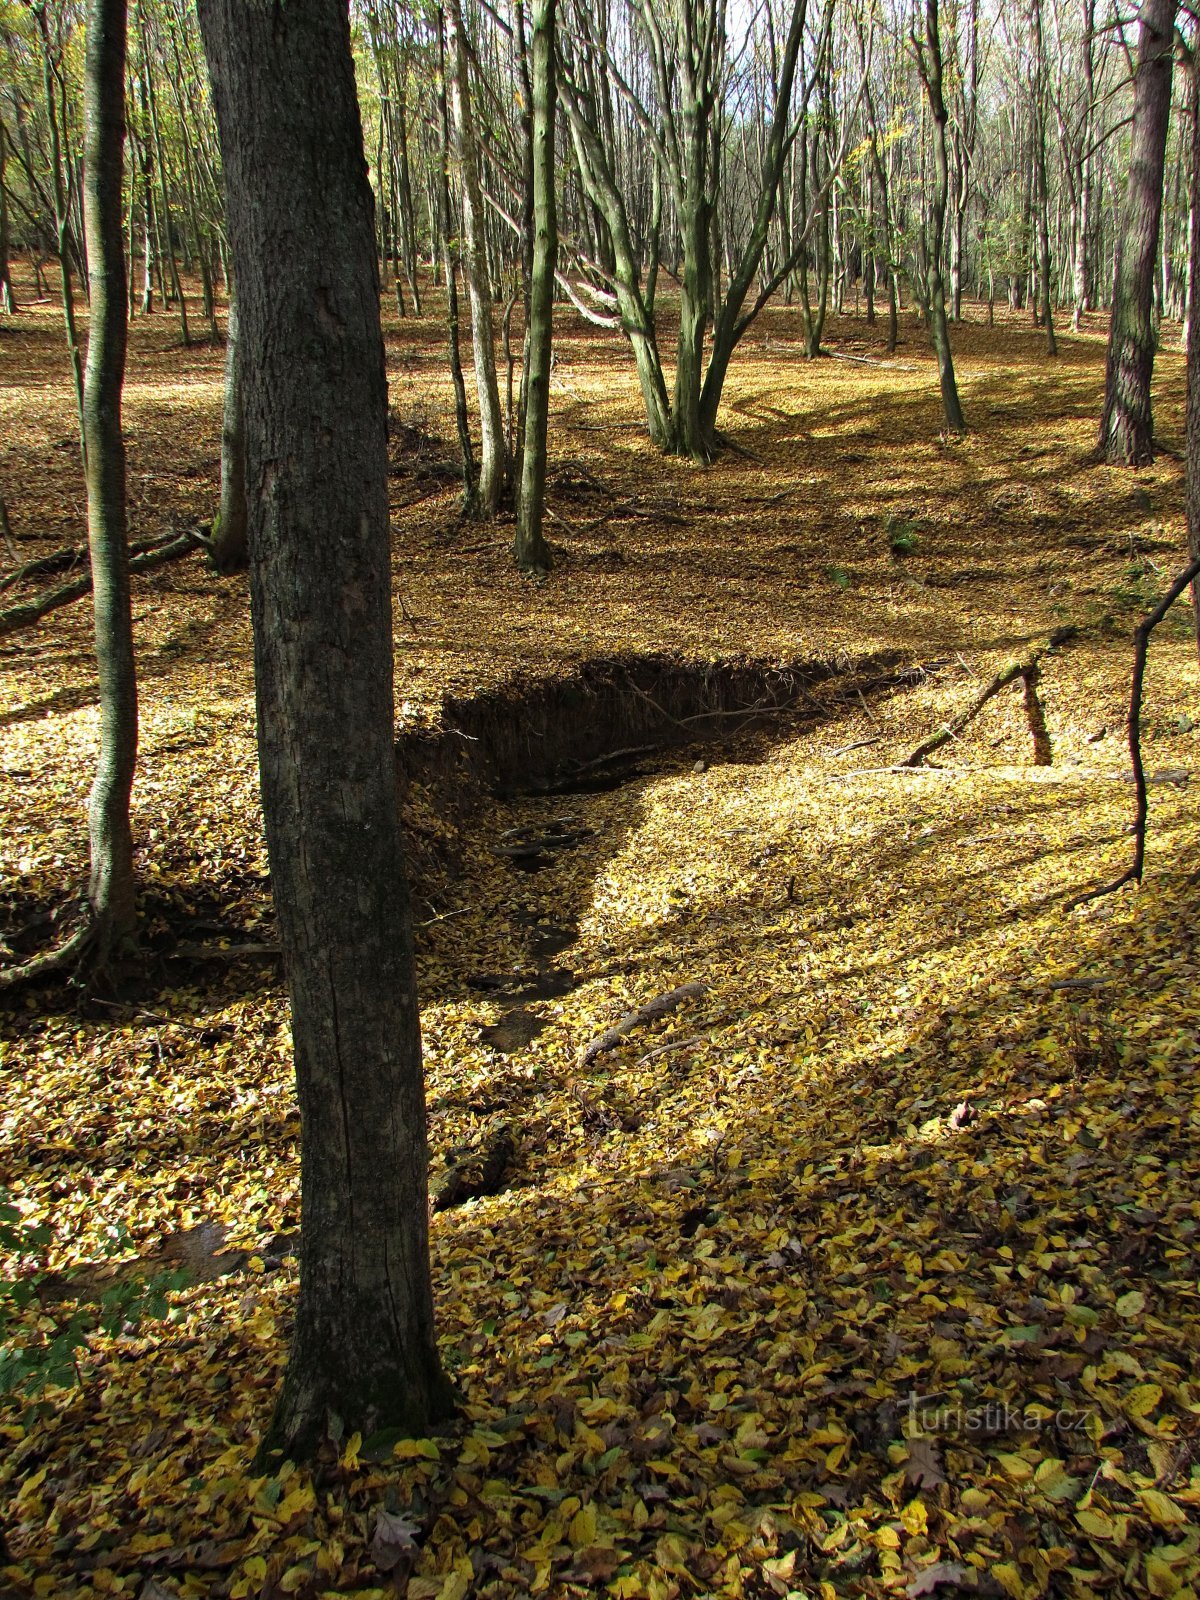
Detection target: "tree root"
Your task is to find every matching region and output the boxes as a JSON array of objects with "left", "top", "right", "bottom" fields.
[{"left": 0, "top": 919, "right": 96, "bottom": 993}]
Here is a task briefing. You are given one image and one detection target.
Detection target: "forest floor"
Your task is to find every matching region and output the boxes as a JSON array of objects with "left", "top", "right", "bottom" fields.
[{"left": 1, "top": 268, "right": 1200, "bottom": 1600}]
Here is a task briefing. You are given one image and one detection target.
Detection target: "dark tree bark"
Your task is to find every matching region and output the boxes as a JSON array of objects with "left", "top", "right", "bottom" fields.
[
  {"left": 82, "top": 0, "right": 138, "bottom": 960},
  {"left": 1098, "top": 0, "right": 1178, "bottom": 465},
  {"left": 196, "top": 0, "right": 454, "bottom": 1456},
  {"left": 514, "top": 0, "right": 557, "bottom": 573}
]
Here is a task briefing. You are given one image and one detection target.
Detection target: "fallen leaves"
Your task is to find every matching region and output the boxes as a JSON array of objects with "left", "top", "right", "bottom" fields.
[{"left": 3, "top": 282, "right": 1200, "bottom": 1598}]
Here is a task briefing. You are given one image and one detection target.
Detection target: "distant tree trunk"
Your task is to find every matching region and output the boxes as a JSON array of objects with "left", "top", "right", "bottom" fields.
[
  {"left": 197, "top": 0, "right": 454, "bottom": 1458},
  {"left": 1098, "top": 0, "right": 1177, "bottom": 465},
  {"left": 1187, "top": 42, "right": 1200, "bottom": 661},
  {"left": 514, "top": 0, "right": 556, "bottom": 573},
  {"left": 915, "top": 0, "right": 967, "bottom": 433},
  {"left": 82, "top": 0, "right": 138, "bottom": 959},
  {"left": 446, "top": 0, "right": 506, "bottom": 513},
  {"left": 0, "top": 123, "right": 16, "bottom": 314},
  {"left": 434, "top": 5, "right": 476, "bottom": 503},
  {"left": 36, "top": 6, "right": 86, "bottom": 446},
  {"left": 1031, "top": 0, "right": 1056, "bottom": 355},
  {"left": 210, "top": 285, "right": 247, "bottom": 573},
  {"left": 1071, "top": 0, "right": 1095, "bottom": 331}
]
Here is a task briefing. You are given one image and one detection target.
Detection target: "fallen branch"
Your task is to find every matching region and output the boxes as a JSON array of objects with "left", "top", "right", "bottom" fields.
[
  {"left": 902, "top": 627, "right": 1077, "bottom": 767},
  {"left": 166, "top": 941, "right": 281, "bottom": 961},
  {"left": 0, "top": 530, "right": 200, "bottom": 638},
  {"left": 1066, "top": 556, "right": 1200, "bottom": 910},
  {"left": 578, "top": 981, "right": 708, "bottom": 1068},
  {"left": 0, "top": 531, "right": 189, "bottom": 594}
]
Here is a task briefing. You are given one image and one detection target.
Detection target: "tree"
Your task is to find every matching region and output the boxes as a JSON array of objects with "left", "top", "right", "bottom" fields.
[
  {"left": 1097, "top": 0, "right": 1178, "bottom": 466},
  {"left": 82, "top": 0, "right": 137, "bottom": 962},
  {"left": 446, "top": 0, "right": 507, "bottom": 514},
  {"left": 208, "top": 282, "right": 248, "bottom": 574},
  {"left": 514, "top": 0, "right": 557, "bottom": 573},
  {"left": 196, "top": 0, "right": 454, "bottom": 1456},
  {"left": 913, "top": 0, "right": 967, "bottom": 435}
]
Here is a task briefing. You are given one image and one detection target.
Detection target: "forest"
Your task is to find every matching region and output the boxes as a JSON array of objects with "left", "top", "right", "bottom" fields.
[{"left": 2, "top": 0, "right": 1200, "bottom": 1596}]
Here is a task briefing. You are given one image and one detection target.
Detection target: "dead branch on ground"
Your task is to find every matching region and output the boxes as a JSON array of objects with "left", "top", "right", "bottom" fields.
[{"left": 902, "top": 627, "right": 1077, "bottom": 767}]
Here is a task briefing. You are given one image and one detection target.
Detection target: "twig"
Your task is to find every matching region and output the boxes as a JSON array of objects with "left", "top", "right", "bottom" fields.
[
  {"left": 633, "top": 1034, "right": 703, "bottom": 1068},
  {"left": 416, "top": 907, "right": 472, "bottom": 927},
  {"left": 829, "top": 734, "right": 883, "bottom": 757},
  {"left": 1066, "top": 555, "right": 1200, "bottom": 910}
]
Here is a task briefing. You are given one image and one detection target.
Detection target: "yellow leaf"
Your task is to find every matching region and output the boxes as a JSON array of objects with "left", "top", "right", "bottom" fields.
[
  {"left": 393, "top": 1438, "right": 441, "bottom": 1461},
  {"left": 339, "top": 1432, "right": 362, "bottom": 1470},
  {"left": 1127, "top": 1384, "right": 1164, "bottom": 1418},
  {"left": 993, "top": 1561, "right": 1026, "bottom": 1598},
  {"left": 1116, "top": 1290, "right": 1146, "bottom": 1319},
  {"left": 996, "top": 1453, "right": 1033, "bottom": 1482},
  {"left": 1139, "top": 1489, "right": 1188, "bottom": 1528},
  {"left": 1076, "top": 1508, "right": 1116, "bottom": 1541},
  {"left": 569, "top": 1502, "right": 598, "bottom": 1548},
  {"left": 1145, "top": 1553, "right": 1182, "bottom": 1597},
  {"left": 900, "top": 1499, "right": 928, "bottom": 1536}
]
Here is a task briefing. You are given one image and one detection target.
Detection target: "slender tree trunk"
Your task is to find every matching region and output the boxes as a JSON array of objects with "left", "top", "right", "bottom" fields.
[
  {"left": 0, "top": 124, "right": 16, "bottom": 314},
  {"left": 435, "top": 6, "right": 476, "bottom": 502},
  {"left": 447, "top": 0, "right": 506, "bottom": 512},
  {"left": 82, "top": 0, "right": 138, "bottom": 959},
  {"left": 197, "top": 0, "right": 455, "bottom": 1459},
  {"left": 37, "top": 9, "right": 86, "bottom": 447},
  {"left": 1187, "top": 47, "right": 1200, "bottom": 662},
  {"left": 514, "top": 0, "right": 556, "bottom": 572},
  {"left": 916, "top": 0, "right": 966, "bottom": 433},
  {"left": 1031, "top": 0, "right": 1056, "bottom": 355},
  {"left": 1098, "top": 0, "right": 1177, "bottom": 465},
  {"left": 211, "top": 285, "right": 247, "bottom": 573},
  {"left": 142, "top": 16, "right": 191, "bottom": 346}
]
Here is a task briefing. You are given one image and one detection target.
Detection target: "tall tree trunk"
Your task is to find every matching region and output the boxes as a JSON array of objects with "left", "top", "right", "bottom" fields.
[
  {"left": 915, "top": 0, "right": 967, "bottom": 433},
  {"left": 1031, "top": 0, "right": 1056, "bottom": 355},
  {"left": 196, "top": 0, "right": 454, "bottom": 1458},
  {"left": 82, "top": 0, "right": 138, "bottom": 959},
  {"left": 435, "top": 6, "right": 476, "bottom": 503},
  {"left": 0, "top": 123, "right": 16, "bottom": 314},
  {"left": 142, "top": 13, "right": 191, "bottom": 347},
  {"left": 36, "top": 7, "right": 86, "bottom": 447},
  {"left": 447, "top": 0, "right": 506, "bottom": 513},
  {"left": 210, "top": 285, "right": 247, "bottom": 573},
  {"left": 1187, "top": 45, "right": 1200, "bottom": 662},
  {"left": 1097, "top": 0, "right": 1177, "bottom": 465},
  {"left": 514, "top": 0, "right": 556, "bottom": 573}
]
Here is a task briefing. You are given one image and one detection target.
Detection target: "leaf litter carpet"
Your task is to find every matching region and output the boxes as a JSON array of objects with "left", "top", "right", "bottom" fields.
[{"left": 2, "top": 284, "right": 1200, "bottom": 1598}]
